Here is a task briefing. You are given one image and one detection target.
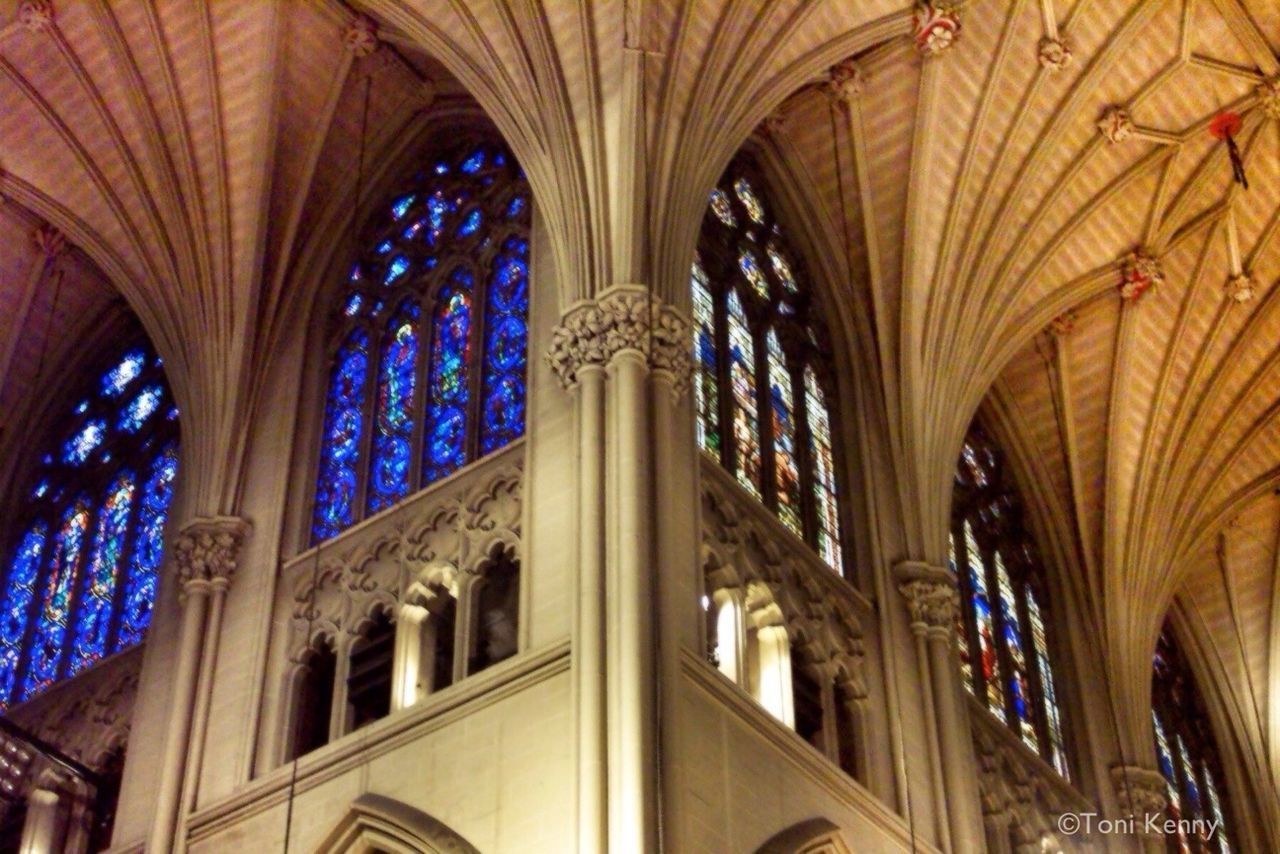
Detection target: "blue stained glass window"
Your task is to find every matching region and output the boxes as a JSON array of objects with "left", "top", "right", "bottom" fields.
[
  {"left": 368, "top": 303, "right": 420, "bottom": 514},
  {"left": 69, "top": 472, "right": 136, "bottom": 674},
  {"left": 0, "top": 526, "right": 47, "bottom": 705},
  {"left": 120, "top": 385, "right": 163, "bottom": 433},
  {"left": 385, "top": 255, "right": 410, "bottom": 285},
  {"left": 425, "top": 273, "right": 473, "bottom": 484},
  {"left": 312, "top": 330, "right": 370, "bottom": 542},
  {"left": 314, "top": 136, "right": 531, "bottom": 541},
  {"left": 116, "top": 445, "right": 178, "bottom": 649},
  {"left": 64, "top": 420, "right": 106, "bottom": 465},
  {"left": 102, "top": 350, "right": 146, "bottom": 396},
  {"left": 458, "top": 208, "right": 482, "bottom": 237},
  {"left": 391, "top": 194, "right": 415, "bottom": 220},
  {"left": 22, "top": 499, "right": 92, "bottom": 700},
  {"left": 480, "top": 238, "right": 529, "bottom": 454}
]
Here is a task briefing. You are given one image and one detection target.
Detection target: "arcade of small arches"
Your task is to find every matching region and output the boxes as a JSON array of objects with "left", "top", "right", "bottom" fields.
[{"left": 0, "top": 2, "right": 1274, "bottom": 853}]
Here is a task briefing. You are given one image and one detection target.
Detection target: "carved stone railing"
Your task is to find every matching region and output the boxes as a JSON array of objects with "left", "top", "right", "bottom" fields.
[
  {"left": 699, "top": 456, "right": 872, "bottom": 658},
  {"left": 969, "top": 697, "right": 1094, "bottom": 852},
  {"left": 7, "top": 645, "right": 141, "bottom": 775},
  {"left": 280, "top": 441, "right": 523, "bottom": 660}
]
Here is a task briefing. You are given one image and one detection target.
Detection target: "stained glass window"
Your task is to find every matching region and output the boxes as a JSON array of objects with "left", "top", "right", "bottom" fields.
[
  {"left": 692, "top": 159, "right": 845, "bottom": 571},
  {"left": 951, "top": 422, "right": 1069, "bottom": 777},
  {"left": 1152, "top": 629, "right": 1234, "bottom": 853},
  {"left": 726, "top": 290, "right": 761, "bottom": 497},
  {"left": 766, "top": 331, "right": 801, "bottom": 534},
  {"left": 0, "top": 337, "right": 178, "bottom": 708},
  {"left": 311, "top": 136, "right": 532, "bottom": 543},
  {"left": 368, "top": 303, "right": 420, "bottom": 514}
]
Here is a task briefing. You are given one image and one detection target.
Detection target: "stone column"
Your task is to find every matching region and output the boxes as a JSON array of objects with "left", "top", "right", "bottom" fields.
[
  {"left": 20, "top": 784, "right": 67, "bottom": 854},
  {"left": 148, "top": 516, "right": 249, "bottom": 853},
  {"left": 548, "top": 286, "right": 681, "bottom": 853},
  {"left": 1110, "top": 765, "right": 1168, "bottom": 852},
  {"left": 897, "top": 561, "right": 984, "bottom": 853}
]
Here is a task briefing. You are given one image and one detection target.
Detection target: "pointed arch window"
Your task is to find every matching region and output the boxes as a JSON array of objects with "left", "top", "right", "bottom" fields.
[
  {"left": 950, "top": 422, "right": 1069, "bottom": 778},
  {"left": 0, "top": 341, "right": 180, "bottom": 708},
  {"left": 692, "top": 163, "right": 845, "bottom": 573},
  {"left": 1151, "top": 628, "right": 1234, "bottom": 853},
  {"left": 311, "top": 138, "right": 531, "bottom": 543}
]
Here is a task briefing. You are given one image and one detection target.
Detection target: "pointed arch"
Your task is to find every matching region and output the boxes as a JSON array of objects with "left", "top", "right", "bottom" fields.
[{"left": 315, "top": 793, "right": 480, "bottom": 854}]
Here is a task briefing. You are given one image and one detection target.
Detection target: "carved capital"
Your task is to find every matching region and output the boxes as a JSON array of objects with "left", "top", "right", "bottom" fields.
[
  {"left": 651, "top": 304, "right": 691, "bottom": 397},
  {"left": 342, "top": 16, "right": 378, "bottom": 58},
  {"left": 173, "top": 516, "right": 251, "bottom": 596},
  {"left": 1119, "top": 247, "right": 1163, "bottom": 302},
  {"left": 913, "top": 2, "right": 962, "bottom": 56},
  {"left": 1256, "top": 77, "right": 1280, "bottom": 121},
  {"left": 1097, "top": 106, "right": 1135, "bottom": 144},
  {"left": 31, "top": 224, "right": 65, "bottom": 260},
  {"left": 17, "top": 0, "right": 53, "bottom": 33},
  {"left": 1110, "top": 765, "right": 1168, "bottom": 825},
  {"left": 1226, "top": 271, "right": 1255, "bottom": 303},
  {"left": 826, "top": 59, "right": 865, "bottom": 105},
  {"left": 1037, "top": 36, "right": 1072, "bottom": 71},
  {"left": 895, "top": 561, "right": 958, "bottom": 633},
  {"left": 546, "top": 287, "right": 690, "bottom": 394}
]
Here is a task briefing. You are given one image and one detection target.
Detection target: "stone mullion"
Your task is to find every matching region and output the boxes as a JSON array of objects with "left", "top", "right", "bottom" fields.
[{"left": 463, "top": 258, "right": 490, "bottom": 466}]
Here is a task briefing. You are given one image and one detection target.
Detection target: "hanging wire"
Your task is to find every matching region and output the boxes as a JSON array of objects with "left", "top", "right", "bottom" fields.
[{"left": 281, "top": 61, "right": 374, "bottom": 854}]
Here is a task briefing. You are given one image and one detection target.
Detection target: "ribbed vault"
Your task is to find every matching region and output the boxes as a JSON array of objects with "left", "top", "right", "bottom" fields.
[{"left": 1, "top": 0, "right": 1279, "bottom": 844}]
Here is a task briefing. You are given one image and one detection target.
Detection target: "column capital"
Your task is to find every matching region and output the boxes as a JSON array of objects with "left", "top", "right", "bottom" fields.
[
  {"left": 546, "top": 286, "right": 690, "bottom": 396},
  {"left": 1110, "top": 765, "right": 1168, "bottom": 826},
  {"left": 173, "top": 516, "right": 251, "bottom": 597},
  {"left": 894, "top": 561, "right": 958, "bottom": 635}
]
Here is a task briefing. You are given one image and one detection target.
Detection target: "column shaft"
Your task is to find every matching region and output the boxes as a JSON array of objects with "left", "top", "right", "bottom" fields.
[{"left": 577, "top": 366, "right": 607, "bottom": 854}]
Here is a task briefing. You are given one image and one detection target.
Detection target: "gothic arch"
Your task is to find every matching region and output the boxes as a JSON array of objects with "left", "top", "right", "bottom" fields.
[
  {"left": 316, "top": 793, "right": 479, "bottom": 854},
  {"left": 753, "top": 817, "right": 853, "bottom": 854}
]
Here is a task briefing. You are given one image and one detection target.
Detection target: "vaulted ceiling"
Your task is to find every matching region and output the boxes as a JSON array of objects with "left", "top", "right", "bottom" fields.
[{"left": 0, "top": 0, "right": 1277, "bottom": 840}]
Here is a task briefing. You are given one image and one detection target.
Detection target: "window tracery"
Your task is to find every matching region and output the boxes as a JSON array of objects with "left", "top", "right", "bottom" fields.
[
  {"left": 1152, "top": 629, "right": 1233, "bottom": 853},
  {"left": 950, "top": 422, "right": 1068, "bottom": 778},
  {"left": 0, "top": 341, "right": 179, "bottom": 708},
  {"left": 312, "top": 137, "right": 531, "bottom": 544},
  {"left": 692, "top": 161, "right": 845, "bottom": 573}
]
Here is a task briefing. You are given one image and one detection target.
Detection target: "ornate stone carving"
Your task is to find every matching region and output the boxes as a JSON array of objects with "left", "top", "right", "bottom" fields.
[
  {"left": 174, "top": 516, "right": 251, "bottom": 595},
  {"left": 1037, "top": 36, "right": 1072, "bottom": 71},
  {"left": 913, "top": 2, "right": 962, "bottom": 56},
  {"left": 1048, "top": 311, "right": 1075, "bottom": 337},
  {"left": 546, "top": 288, "right": 690, "bottom": 392},
  {"left": 826, "top": 59, "right": 865, "bottom": 104},
  {"left": 1226, "top": 271, "right": 1256, "bottom": 303},
  {"left": 286, "top": 458, "right": 522, "bottom": 655},
  {"left": 1110, "top": 765, "right": 1168, "bottom": 823},
  {"left": 651, "top": 304, "right": 691, "bottom": 397},
  {"left": 899, "top": 578, "right": 959, "bottom": 632},
  {"left": 1118, "top": 248, "right": 1163, "bottom": 302},
  {"left": 1097, "top": 106, "right": 1135, "bottom": 144},
  {"left": 342, "top": 16, "right": 378, "bottom": 58},
  {"left": 32, "top": 224, "right": 65, "bottom": 260},
  {"left": 1256, "top": 77, "right": 1280, "bottom": 121},
  {"left": 17, "top": 0, "right": 53, "bottom": 33}
]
